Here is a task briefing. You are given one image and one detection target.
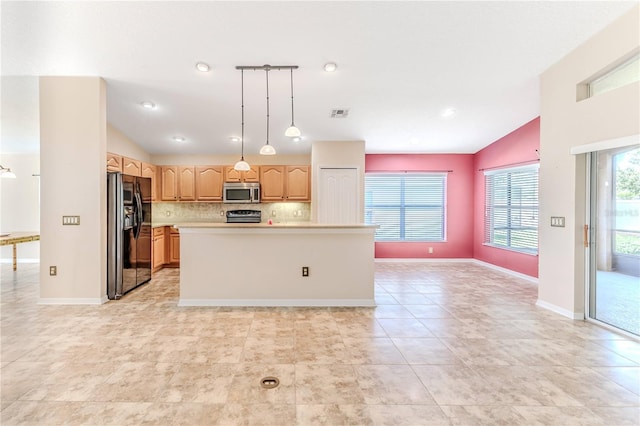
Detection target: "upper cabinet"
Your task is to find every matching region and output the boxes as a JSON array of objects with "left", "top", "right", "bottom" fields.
[
  {"left": 224, "top": 165, "right": 260, "bottom": 183},
  {"left": 141, "top": 162, "right": 158, "bottom": 202},
  {"left": 122, "top": 157, "right": 142, "bottom": 177},
  {"left": 285, "top": 166, "right": 311, "bottom": 201},
  {"left": 260, "top": 165, "right": 310, "bottom": 202},
  {"left": 106, "top": 153, "right": 122, "bottom": 173},
  {"left": 260, "top": 166, "right": 285, "bottom": 201},
  {"left": 161, "top": 166, "right": 195, "bottom": 201},
  {"left": 195, "top": 166, "right": 223, "bottom": 201}
]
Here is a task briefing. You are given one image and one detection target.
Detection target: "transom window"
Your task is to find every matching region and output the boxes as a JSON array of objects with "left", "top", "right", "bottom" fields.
[
  {"left": 484, "top": 164, "right": 539, "bottom": 254},
  {"left": 365, "top": 173, "right": 446, "bottom": 242}
]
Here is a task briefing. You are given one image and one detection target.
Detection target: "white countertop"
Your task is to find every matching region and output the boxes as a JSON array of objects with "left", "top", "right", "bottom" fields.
[{"left": 174, "top": 222, "right": 377, "bottom": 229}]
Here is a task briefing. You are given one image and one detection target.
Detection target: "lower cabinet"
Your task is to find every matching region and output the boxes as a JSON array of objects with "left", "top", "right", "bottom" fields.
[
  {"left": 151, "top": 226, "right": 180, "bottom": 273},
  {"left": 166, "top": 228, "right": 180, "bottom": 267},
  {"left": 152, "top": 227, "right": 165, "bottom": 272}
]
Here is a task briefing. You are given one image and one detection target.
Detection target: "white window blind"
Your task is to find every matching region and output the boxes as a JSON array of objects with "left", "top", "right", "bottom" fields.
[
  {"left": 365, "top": 173, "right": 446, "bottom": 241},
  {"left": 484, "top": 165, "right": 539, "bottom": 254}
]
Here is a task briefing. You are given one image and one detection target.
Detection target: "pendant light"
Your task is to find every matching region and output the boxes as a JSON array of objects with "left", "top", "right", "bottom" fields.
[
  {"left": 284, "top": 68, "right": 301, "bottom": 138},
  {"left": 259, "top": 67, "right": 276, "bottom": 155},
  {"left": 234, "top": 69, "right": 251, "bottom": 171}
]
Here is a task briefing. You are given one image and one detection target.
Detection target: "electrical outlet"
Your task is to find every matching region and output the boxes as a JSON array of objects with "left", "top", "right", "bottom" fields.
[
  {"left": 302, "top": 266, "right": 309, "bottom": 277},
  {"left": 220, "top": 210, "right": 225, "bottom": 216},
  {"left": 428, "top": 247, "right": 434, "bottom": 254},
  {"left": 49, "top": 266, "right": 57, "bottom": 276}
]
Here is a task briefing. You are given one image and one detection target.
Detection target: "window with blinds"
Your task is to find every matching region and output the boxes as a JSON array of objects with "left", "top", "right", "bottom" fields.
[
  {"left": 484, "top": 164, "right": 539, "bottom": 254},
  {"left": 365, "top": 173, "right": 446, "bottom": 241}
]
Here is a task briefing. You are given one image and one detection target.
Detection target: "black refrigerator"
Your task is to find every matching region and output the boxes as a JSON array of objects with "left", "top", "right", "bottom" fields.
[{"left": 107, "top": 172, "right": 152, "bottom": 299}]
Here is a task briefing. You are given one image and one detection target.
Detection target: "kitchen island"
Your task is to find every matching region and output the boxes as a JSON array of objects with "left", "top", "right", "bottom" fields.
[{"left": 174, "top": 223, "right": 377, "bottom": 307}]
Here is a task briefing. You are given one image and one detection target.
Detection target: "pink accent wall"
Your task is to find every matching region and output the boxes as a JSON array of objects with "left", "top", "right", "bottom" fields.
[
  {"left": 364, "top": 117, "right": 540, "bottom": 278},
  {"left": 473, "top": 117, "right": 540, "bottom": 277},
  {"left": 365, "top": 154, "right": 475, "bottom": 259}
]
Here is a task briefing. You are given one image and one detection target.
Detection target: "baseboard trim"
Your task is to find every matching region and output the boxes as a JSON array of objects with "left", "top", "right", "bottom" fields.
[
  {"left": 536, "top": 299, "right": 584, "bottom": 320},
  {"left": 374, "top": 257, "right": 539, "bottom": 284},
  {"left": 471, "top": 259, "right": 539, "bottom": 284},
  {"left": 38, "top": 297, "right": 106, "bottom": 305},
  {"left": 375, "top": 258, "right": 472, "bottom": 263},
  {"left": 178, "top": 298, "right": 376, "bottom": 307}
]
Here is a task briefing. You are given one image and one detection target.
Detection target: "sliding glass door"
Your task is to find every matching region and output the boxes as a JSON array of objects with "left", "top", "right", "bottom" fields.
[{"left": 588, "top": 146, "right": 640, "bottom": 336}]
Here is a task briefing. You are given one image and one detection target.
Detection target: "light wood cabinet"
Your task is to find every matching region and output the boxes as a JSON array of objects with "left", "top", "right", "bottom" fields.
[
  {"left": 195, "top": 166, "right": 224, "bottom": 201},
  {"left": 161, "top": 166, "right": 195, "bottom": 201},
  {"left": 260, "top": 165, "right": 311, "bottom": 202},
  {"left": 178, "top": 167, "right": 196, "bottom": 201},
  {"left": 160, "top": 166, "right": 179, "bottom": 201},
  {"left": 152, "top": 227, "right": 165, "bottom": 272},
  {"left": 107, "top": 153, "right": 122, "bottom": 172},
  {"left": 141, "top": 162, "right": 158, "bottom": 202},
  {"left": 137, "top": 227, "right": 152, "bottom": 266},
  {"left": 166, "top": 228, "right": 180, "bottom": 266},
  {"left": 285, "top": 166, "right": 311, "bottom": 201},
  {"left": 260, "top": 165, "right": 286, "bottom": 201},
  {"left": 224, "top": 165, "right": 260, "bottom": 183},
  {"left": 122, "top": 157, "right": 142, "bottom": 177}
]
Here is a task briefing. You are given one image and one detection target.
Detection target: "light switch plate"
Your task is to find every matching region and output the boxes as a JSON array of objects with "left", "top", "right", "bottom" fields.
[
  {"left": 550, "top": 216, "right": 565, "bottom": 227},
  {"left": 62, "top": 216, "right": 80, "bottom": 225}
]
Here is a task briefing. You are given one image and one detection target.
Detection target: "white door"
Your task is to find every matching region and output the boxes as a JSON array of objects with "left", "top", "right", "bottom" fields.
[{"left": 318, "top": 168, "right": 359, "bottom": 224}]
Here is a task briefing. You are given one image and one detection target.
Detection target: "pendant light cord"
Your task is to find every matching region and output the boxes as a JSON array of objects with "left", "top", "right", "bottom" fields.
[
  {"left": 241, "top": 69, "right": 245, "bottom": 160},
  {"left": 265, "top": 68, "right": 270, "bottom": 146},
  {"left": 289, "top": 68, "right": 295, "bottom": 125}
]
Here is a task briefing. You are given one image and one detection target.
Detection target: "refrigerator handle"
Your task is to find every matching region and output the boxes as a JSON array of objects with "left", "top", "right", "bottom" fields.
[{"left": 134, "top": 190, "right": 143, "bottom": 239}]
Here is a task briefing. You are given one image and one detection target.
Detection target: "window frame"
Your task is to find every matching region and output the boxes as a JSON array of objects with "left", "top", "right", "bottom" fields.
[
  {"left": 365, "top": 172, "right": 447, "bottom": 242},
  {"left": 484, "top": 164, "right": 539, "bottom": 255}
]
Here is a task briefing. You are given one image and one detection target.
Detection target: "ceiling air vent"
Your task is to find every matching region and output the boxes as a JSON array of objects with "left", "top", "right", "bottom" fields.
[{"left": 330, "top": 108, "right": 350, "bottom": 118}]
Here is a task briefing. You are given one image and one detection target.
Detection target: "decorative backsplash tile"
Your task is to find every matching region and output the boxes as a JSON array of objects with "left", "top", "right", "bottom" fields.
[{"left": 152, "top": 202, "right": 310, "bottom": 224}]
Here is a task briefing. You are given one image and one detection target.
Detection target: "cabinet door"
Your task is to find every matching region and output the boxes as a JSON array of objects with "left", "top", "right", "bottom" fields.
[
  {"left": 260, "top": 165, "right": 286, "bottom": 201},
  {"left": 152, "top": 234, "right": 165, "bottom": 271},
  {"left": 243, "top": 166, "right": 260, "bottom": 182},
  {"left": 161, "top": 166, "right": 179, "bottom": 201},
  {"left": 178, "top": 167, "right": 196, "bottom": 201},
  {"left": 224, "top": 166, "right": 242, "bottom": 182},
  {"left": 195, "top": 166, "right": 224, "bottom": 201},
  {"left": 123, "top": 157, "right": 142, "bottom": 176},
  {"left": 107, "top": 153, "right": 122, "bottom": 172},
  {"left": 169, "top": 232, "right": 180, "bottom": 264},
  {"left": 141, "top": 162, "right": 157, "bottom": 202},
  {"left": 285, "top": 166, "right": 310, "bottom": 201}
]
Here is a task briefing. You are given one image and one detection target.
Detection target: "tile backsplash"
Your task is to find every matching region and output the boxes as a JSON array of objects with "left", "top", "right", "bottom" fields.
[{"left": 152, "top": 202, "right": 310, "bottom": 224}]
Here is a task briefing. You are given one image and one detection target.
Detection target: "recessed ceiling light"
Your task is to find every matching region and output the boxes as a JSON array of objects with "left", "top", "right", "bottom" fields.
[
  {"left": 323, "top": 62, "right": 337, "bottom": 72},
  {"left": 229, "top": 137, "right": 240, "bottom": 143},
  {"left": 140, "top": 101, "right": 156, "bottom": 109},
  {"left": 440, "top": 107, "right": 457, "bottom": 118},
  {"left": 172, "top": 136, "right": 186, "bottom": 143},
  {"left": 196, "top": 62, "right": 211, "bottom": 72}
]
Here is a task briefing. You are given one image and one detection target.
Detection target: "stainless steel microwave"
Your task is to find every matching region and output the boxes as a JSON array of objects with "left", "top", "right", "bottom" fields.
[{"left": 223, "top": 182, "right": 261, "bottom": 203}]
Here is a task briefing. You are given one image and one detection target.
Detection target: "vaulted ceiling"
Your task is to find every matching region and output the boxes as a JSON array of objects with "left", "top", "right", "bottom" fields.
[{"left": 2, "top": 1, "right": 636, "bottom": 155}]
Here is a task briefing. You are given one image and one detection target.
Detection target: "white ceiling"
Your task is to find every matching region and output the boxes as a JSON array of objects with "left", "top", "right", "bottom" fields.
[{"left": 1, "top": 1, "right": 637, "bottom": 156}]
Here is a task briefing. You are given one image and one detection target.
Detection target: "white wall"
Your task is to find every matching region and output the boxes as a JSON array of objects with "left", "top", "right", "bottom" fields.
[
  {"left": 151, "top": 153, "right": 310, "bottom": 166},
  {"left": 107, "top": 124, "right": 150, "bottom": 162},
  {"left": 0, "top": 153, "right": 40, "bottom": 261},
  {"left": 39, "top": 77, "right": 107, "bottom": 303},
  {"left": 538, "top": 5, "right": 640, "bottom": 318},
  {"left": 311, "top": 140, "right": 365, "bottom": 222}
]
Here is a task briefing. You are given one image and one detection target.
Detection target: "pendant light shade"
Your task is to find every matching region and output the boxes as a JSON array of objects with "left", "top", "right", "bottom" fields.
[
  {"left": 285, "top": 68, "right": 301, "bottom": 138},
  {"left": 234, "top": 69, "right": 251, "bottom": 171},
  {"left": 260, "top": 67, "right": 276, "bottom": 155}
]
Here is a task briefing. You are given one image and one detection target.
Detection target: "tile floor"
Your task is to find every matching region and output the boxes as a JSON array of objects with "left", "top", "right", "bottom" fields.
[{"left": 1, "top": 262, "right": 639, "bottom": 425}]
